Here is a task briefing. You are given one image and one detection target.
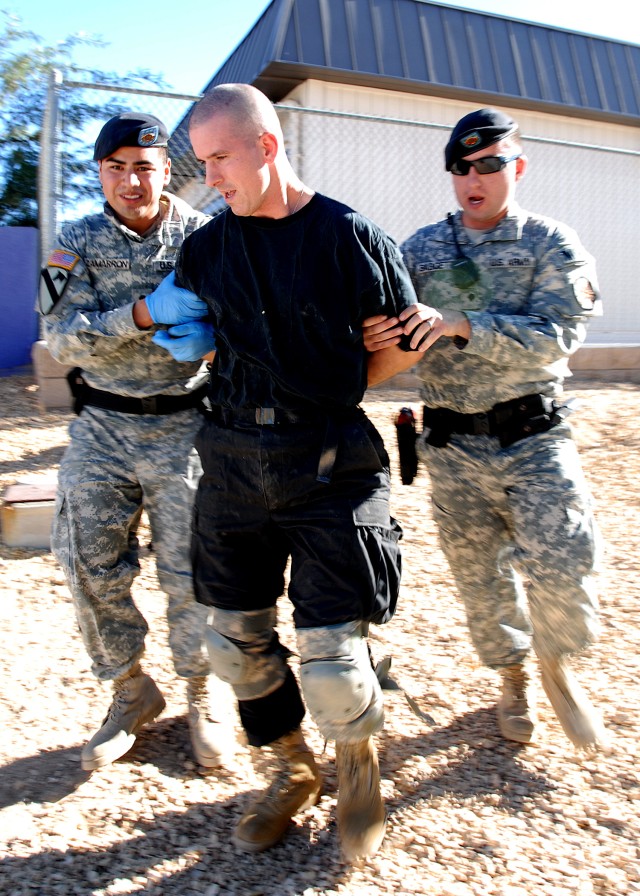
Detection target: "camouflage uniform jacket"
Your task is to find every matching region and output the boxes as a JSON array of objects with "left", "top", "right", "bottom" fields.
[
  {"left": 401, "top": 203, "right": 602, "bottom": 414},
  {"left": 42, "top": 192, "right": 210, "bottom": 397}
]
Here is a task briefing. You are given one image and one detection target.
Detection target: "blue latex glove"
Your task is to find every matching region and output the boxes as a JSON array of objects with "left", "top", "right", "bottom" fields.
[
  {"left": 152, "top": 321, "right": 216, "bottom": 362},
  {"left": 145, "top": 271, "right": 209, "bottom": 324}
]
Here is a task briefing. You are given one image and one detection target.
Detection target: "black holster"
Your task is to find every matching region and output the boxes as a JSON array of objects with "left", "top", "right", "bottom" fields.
[
  {"left": 423, "top": 394, "right": 572, "bottom": 449},
  {"left": 66, "top": 367, "right": 88, "bottom": 415},
  {"left": 395, "top": 406, "right": 418, "bottom": 484}
]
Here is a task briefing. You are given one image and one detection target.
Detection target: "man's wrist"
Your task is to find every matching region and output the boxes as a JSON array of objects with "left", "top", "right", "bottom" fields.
[
  {"left": 456, "top": 312, "right": 471, "bottom": 342},
  {"left": 133, "top": 298, "right": 154, "bottom": 330},
  {"left": 442, "top": 310, "right": 471, "bottom": 342}
]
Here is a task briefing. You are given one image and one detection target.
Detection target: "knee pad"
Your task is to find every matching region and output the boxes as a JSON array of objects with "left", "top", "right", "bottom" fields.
[
  {"left": 204, "top": 607, "right": 288, "bottom": 701},
  {"left": 298, "top": 620, "right": 384, "bottom": 742}
]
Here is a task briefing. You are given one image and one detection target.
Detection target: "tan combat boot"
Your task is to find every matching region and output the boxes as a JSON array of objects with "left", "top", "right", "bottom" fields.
[
  {"left": 498, "top": 663, "right": 537, "bottom": 744},
  {"left": 232, "top": 728, "right": 323, "bottom": 853},
  {"left": 186, "top": 675, "right": 235, "bottom": 769},
  {"left": 335, "top": 737, "right": 386, "bottom": 862},
  {"left": 81, "top": 663, "right": 166, "bottom": 771},
  {"left": 539, "top": 655, "right": 608, "bottom": 750}
]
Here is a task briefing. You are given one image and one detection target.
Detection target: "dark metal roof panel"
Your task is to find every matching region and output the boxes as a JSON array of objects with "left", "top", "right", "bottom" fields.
[{"left": 197, "top": 0, "right": 640, "bottom": 123}]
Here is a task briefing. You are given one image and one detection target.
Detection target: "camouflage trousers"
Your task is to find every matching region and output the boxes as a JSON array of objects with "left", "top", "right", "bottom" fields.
[
  {"left": 52, "top": 405, "right": 209, "bottom": 681},
  {"left": 419, "top": 423, "right": 603, "bottom": 667}
]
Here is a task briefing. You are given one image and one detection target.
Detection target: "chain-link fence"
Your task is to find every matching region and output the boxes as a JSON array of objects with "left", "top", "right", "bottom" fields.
[{"left": 40, "top": 74, "right": 640, "bottom": 343}]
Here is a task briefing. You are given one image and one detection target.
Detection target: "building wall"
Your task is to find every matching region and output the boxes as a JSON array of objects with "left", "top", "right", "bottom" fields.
[
  {"left": 278, "top": 81, "right": 639, "bottom": 347},
  {"left": 0, "top": 227, "right": 40, "bottom": 373}
]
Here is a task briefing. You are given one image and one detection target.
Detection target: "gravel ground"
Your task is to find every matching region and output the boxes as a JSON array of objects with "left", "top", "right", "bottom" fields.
[{"left": 1, "top": 372, "right": 639, "bottom": 896}]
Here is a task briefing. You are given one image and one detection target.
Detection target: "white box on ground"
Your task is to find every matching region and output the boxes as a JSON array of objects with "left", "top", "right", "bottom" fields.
[{"left": 1, "top": 473, "right": 58, "bottom": 550}]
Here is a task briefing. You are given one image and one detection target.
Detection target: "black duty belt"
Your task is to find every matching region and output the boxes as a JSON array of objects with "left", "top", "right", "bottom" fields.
[
  {"left": 423, "top": 393, "right": 574, "bottom": 449},
  {"left": 67, "top": 368, "right": 207, "bottom": 416}
]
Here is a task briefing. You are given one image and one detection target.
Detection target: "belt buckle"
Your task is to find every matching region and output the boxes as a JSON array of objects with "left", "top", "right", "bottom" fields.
[
  {"left": 255, "top": 407, "right": 276, "bottom": 425},
  {"left": 141, "top": 396, "right": 158, "bottom": 414}
]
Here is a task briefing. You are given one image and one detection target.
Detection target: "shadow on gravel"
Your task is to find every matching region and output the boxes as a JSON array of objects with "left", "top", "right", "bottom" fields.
[
  {"left": 380, "top": 706, "right": 556, "bottom": 815},
  {"left": 122, "top": 715, "right": 246, "bottom": 783},
  {"left": 0, "top": 710, "right": 559, "bottom": 895},
  {"left": 0, "top": 713, "right": 373, "bottom": 894},
  {"left": 0, "top": 788, "right": 353, "bottom": 896},
  {"left": 0, "top": 746, "right": 91, "bottom": 808},
  {"left": 0, "top": 715, "right": 241, "bottom": 811},
  {"left": 0, "top": 442, "right": 66, "bottom": 477}
]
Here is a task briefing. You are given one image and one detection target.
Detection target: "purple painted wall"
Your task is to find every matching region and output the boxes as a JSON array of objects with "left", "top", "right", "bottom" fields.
[{"left": 0, "top": 227, "right": 40, "bottom": 373}]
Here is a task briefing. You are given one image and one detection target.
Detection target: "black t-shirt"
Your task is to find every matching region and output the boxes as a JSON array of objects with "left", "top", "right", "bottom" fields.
[{"left": 176, "top": 193, "right": 416, "bottom": 410}]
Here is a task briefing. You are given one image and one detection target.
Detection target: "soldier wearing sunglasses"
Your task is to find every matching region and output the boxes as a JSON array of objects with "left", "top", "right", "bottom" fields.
[{"left": 364, "top": 108, "right": 606, "bottom": 753}]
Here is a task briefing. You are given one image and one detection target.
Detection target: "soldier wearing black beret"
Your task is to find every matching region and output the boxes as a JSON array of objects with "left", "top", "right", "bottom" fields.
[
  {"left": 364, "top": 107, "right": 606, "bottom": 755},
  {"left": 93, "top": 112, "right": 169, "bottom": 161},
  {"left": 39, "top": 110, "right": 234, "bottom": 774}
]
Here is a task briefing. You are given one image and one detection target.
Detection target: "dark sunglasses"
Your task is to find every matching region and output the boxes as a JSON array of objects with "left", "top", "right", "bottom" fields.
[{"left": 450, "top": 153, "right": 521, "bottom": 176}]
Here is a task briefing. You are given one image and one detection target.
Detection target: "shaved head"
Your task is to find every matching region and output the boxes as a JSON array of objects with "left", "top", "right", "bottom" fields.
[
  {"left": 188, "top": 81, "right": 308, "bottom": 220},
  {"left": 189, "top": 83, "right": 283, "bottom": 144}
]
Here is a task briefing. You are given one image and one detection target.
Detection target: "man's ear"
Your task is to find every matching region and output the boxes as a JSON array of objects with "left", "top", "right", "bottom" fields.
[
  {"left": 515, "top": 154, "right": 528, "bottom": 181},
  {"left": 260, "top": 131, "right": 279, "bottom": 163},
  {"left": 164, "top": 157, "right": 172, "bottom": 186}
]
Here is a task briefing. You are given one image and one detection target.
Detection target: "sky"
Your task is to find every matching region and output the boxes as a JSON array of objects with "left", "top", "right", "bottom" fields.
[{"left": 13, "top": 0, "right": 640, "bottom": 99}]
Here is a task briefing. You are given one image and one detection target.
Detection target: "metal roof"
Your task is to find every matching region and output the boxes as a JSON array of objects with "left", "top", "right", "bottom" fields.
[
  {"left": 167, "top": 0, "right": 639, "bottom": 190},
  {"left": 203, "top": 0, "right": 640, "bottom": 123}
]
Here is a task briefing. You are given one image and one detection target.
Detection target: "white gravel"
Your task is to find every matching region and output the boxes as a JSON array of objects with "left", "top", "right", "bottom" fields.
[{"left": 1, "top": 373, "right": 639, "bottom": 896}]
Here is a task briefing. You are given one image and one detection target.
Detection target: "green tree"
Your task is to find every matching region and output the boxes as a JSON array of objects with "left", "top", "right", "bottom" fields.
[{"left": 0, "top": 10, "right": 166, "bottom": 226}]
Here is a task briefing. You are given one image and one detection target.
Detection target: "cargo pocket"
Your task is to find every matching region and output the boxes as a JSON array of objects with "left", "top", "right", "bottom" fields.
[
  {"left": 51, "top": 492, "right": 72, "bottom": 573},
  {"left": 353, "top": 497, "right": 403, "bottom": 625}
]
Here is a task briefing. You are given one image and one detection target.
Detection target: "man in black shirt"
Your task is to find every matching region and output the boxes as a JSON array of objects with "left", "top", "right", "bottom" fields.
[{"left": 152, "top": 83, "right": 419, "bottom": 862}]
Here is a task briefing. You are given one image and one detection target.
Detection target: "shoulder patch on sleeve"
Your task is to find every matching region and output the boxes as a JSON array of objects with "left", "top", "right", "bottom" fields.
[
  {"left": 39, "top": 247, "right": 80, "bottom": 315},
  {"left": 46, "top": 249, "right": 80, "bottom": 271},
  {"left": 573, "top": 276, "right": 597, "bottom": 310}
]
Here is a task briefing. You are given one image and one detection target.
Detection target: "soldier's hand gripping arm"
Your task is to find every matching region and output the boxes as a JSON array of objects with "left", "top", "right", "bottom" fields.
[
  {"left": 364, "top": 303, "right": 468, "bottom": 387},
  {"left": 152, "top": 321, "right": 216, "bottom": 362},
  {"left": 142, "top": 271, "right": 209, "bottom": 326}
]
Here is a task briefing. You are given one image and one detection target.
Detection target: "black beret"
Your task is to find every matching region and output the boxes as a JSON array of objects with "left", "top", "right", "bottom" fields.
[
  {"left": 93, "top": 112, "right": 169, "bottom": 161},
  {"left": 445, "top": 108, "right": 517, "bottom": 171}
]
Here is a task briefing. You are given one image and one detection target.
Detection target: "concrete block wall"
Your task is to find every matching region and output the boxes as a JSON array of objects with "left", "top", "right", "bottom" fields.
[
  {"left": 568, "top": 345, "right": 640, "bottom": 383},
  {"left": 31, "top": 341, "right": 73, "bottom": 411}
]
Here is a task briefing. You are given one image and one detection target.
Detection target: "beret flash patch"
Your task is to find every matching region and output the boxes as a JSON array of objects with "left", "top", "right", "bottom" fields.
[
  {"left": 138, "top": 126, "right": 159, "bottom": 147},
  {"left": 461, "top": 131, "right": 481, "bottom": 148}
]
